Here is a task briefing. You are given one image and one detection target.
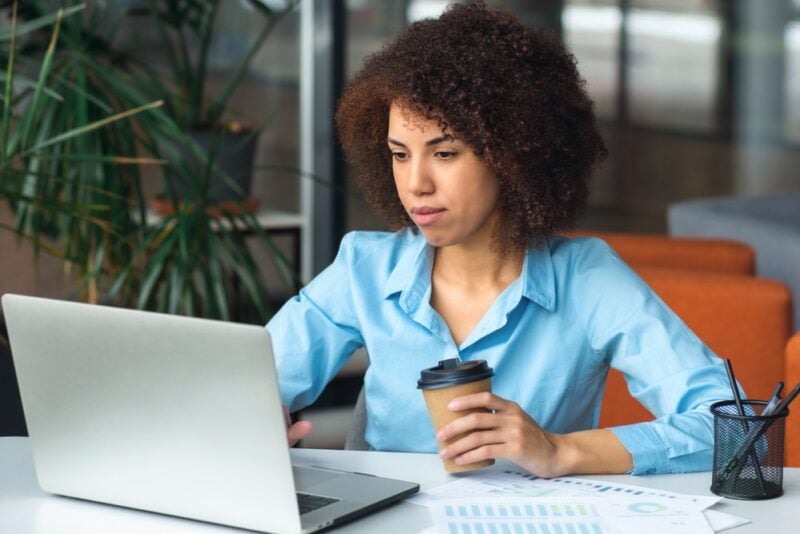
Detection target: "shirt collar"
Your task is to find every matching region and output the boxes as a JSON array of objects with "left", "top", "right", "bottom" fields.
[
  {"left": 383, "top": 231, "right": 432, "bottom": 312},
  {"left": 384, "top": 232, "right": 556, "bottom": 312},
  {"left": 521, "top": 241, "right": 556, "bottom": 311}
]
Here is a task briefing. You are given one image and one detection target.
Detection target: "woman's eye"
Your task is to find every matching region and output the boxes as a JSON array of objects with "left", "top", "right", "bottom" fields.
[
  {"left": 436, "top": 151, "right": 457, "bottom": 160},
  {"left": 391, "top": 152, "right": 409, "bottom": 161}
]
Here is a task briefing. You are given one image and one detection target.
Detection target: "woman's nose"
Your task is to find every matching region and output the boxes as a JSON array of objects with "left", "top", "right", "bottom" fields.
[{"left": 406, "top": 159, "right": 434, "bottom": 196}]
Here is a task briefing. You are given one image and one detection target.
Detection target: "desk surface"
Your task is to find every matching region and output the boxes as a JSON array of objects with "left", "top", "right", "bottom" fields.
[{"left": 1, "top": 437, "right": 797, "bottom": 533}]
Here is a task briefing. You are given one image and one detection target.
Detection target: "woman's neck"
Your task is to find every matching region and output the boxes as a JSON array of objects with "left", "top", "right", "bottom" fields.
[{"left": 432, "top": 243, "right": 524, "bottom": 290}]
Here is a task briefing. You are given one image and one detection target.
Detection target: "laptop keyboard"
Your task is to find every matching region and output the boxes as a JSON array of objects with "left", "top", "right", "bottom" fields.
[{"left": 296, "top": 492, "right": 340, "bottom": 515}]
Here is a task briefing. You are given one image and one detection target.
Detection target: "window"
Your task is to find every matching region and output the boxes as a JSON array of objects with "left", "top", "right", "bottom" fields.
[
  {"left": 563, "top": 2, "right": 621, "bottom": 119},
  {"left": 627, "top": 3, "right": 720, "bottom": 131},
  {"left": 785, "top": 20, "right": 800, "bottom": 142}
]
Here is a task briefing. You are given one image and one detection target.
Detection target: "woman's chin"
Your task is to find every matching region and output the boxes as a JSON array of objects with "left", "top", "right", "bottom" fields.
[
  {"left": 418, "top": 228, "right": 449, "bottom": 248},
  {"left": 419, "top": 229, "right": 459, "bottom": 249}
]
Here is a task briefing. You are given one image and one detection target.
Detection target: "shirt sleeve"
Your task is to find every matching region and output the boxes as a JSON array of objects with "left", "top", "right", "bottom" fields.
[
  {"left": 266, "top": 232, "right": 364, "bottom": 412},
  {"left": 571, "top": 239, "right": 733, "bottom": 475}
]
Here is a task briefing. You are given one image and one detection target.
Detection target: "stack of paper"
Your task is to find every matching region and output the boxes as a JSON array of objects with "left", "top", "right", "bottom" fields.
[{"left": 409, "top": 471, "right": 749, "bottom": 534}]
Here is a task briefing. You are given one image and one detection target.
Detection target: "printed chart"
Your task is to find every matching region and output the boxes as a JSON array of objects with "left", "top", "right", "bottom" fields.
[
  {"left": 410, "top": 471, "right": 748, "bottom": 533},
  {"left": 439, "top": 500, "right": 607, "bottom": 534},
  {"left": 430, "top": 496, "right": 715, "bottom": 534}
]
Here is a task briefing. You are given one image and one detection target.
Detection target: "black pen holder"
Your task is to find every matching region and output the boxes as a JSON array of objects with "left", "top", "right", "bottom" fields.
[{"left": 710, "top": 400, "right": 786, "bottom": 500}]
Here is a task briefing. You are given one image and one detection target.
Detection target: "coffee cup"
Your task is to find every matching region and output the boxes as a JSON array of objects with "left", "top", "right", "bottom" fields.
[{"left": 418, "top": 358, "right": 495, "bottom": 473}]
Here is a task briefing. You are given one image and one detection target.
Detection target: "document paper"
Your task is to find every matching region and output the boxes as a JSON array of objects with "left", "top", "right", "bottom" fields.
[
  {"left": 409, "top": 470, "right": 749, "bottom": 533},
  {"left": 430, "top": 496, "right": 715, "bottom": 534}
]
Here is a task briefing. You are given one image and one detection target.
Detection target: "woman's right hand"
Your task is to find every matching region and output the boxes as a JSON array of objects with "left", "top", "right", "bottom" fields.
[{"left": 283, "top": 405, "right": 313, "bottom": 446}]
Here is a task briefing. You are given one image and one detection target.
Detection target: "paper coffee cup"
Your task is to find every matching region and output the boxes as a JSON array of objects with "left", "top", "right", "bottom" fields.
[{"left": 418, "top": 358, "right": 495, "bottom": 473}]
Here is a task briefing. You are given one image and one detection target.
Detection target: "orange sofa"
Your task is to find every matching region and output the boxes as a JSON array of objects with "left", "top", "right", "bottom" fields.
[
  {"left": 786, "top": 333, "right": 800, "bottom": 467},
  {"left": 582, "top": 232, "right": 797, "bottom": 466},
  {"left": 568, "top": 231, "right": 755, "bottom": 275}
]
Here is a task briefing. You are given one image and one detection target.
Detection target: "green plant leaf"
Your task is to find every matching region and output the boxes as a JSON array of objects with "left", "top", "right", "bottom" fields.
[
  {"left": 1, "top": 0, "right": 20, "bottom": 165},
  {"left": 0, "top": 4, "right": 86, "bottom": 42},
  {"left": 22, "top": 99, "right": 163, "bottom": 156},
  {"left": 136, "top": 219, "right": 180, "bottom": 309},
  {"left": 16, "top": 4, "right": 64, "bottom": 152}
]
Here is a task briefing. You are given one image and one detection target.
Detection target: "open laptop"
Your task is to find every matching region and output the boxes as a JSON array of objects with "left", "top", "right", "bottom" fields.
[{"left": 2, "top": 293, "right": 418, "bottom": 534}]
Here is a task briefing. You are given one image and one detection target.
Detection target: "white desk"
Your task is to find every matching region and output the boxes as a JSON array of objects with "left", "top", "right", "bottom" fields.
[{"left": 1, "top": 437, "right": 797, "bottom": 533}]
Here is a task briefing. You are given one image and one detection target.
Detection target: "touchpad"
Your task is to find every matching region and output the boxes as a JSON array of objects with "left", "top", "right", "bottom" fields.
[{"left": 293, "top": 465, "right": 344, "bottom": 490}]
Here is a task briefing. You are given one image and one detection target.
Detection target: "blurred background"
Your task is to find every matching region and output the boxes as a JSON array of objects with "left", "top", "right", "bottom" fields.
[
  {"left": 1, "top": 0, "right": 799, "bottom": 443},
  {"left": 3, "top": 0, "right": 799, "bottom": 299}
]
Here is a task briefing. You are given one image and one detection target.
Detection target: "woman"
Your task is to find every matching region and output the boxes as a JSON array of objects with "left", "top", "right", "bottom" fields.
[{"left": 268, "top": 2, "right": 731, "bottom": 476}]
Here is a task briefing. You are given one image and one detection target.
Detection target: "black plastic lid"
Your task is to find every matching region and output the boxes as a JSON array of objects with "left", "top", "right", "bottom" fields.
[{"left": 417, "top": 358, "right": 494, "bottom": 390}]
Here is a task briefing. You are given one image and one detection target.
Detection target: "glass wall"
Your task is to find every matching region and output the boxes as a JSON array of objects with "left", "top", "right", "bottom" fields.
[
  {"left": 785, "top": 5, "right": 800, "bottom": 142},
  {"left": 563, "top": 1, "right": 620, "bottom": 119},
  {"left": 626, "top": 1, "right": 720, "bottom": 131}
]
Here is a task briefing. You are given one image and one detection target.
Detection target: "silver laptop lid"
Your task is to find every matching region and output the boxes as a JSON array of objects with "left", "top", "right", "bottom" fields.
[{"left": 2, "top": 294, "right": 303, "bottom": 534}]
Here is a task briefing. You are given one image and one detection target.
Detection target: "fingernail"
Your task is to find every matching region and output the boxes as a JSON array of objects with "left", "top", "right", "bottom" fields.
[
  {"left": 454, "top": 456, "right": 464, "bottom": 465},
  {"left": 448, "top": 401, "right": 458, "bottom": 409}
]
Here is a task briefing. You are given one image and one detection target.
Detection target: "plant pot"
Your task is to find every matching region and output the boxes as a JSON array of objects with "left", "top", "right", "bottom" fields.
[{"left": 166, "top": 126, "right": 258, "bottom": 203}]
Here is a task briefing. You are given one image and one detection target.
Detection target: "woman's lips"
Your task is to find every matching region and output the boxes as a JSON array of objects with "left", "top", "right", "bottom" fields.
[{"left": 410, "top": 207, "right": 446, "bottom": 226}]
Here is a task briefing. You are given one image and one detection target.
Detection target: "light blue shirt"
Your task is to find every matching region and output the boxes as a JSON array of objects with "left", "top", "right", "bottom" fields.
[{"left": 267, "top": 230, "right": 732, "bottom": 475}]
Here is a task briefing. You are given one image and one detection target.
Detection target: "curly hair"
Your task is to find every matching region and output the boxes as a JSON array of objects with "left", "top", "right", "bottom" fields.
[{"left": 336, "top": 1, "right": 607, "bottom": 254}]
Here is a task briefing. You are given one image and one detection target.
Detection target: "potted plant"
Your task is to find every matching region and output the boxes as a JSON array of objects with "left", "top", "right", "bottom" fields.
[
  {"left": 133, "top": 0, "right": 299, "bottom": 207},
  {"left": 1, "top": 1, "right": 299, "bottom": 323},
  {"left": 111, "top": 0, "right": 301, "bottom": 321}
]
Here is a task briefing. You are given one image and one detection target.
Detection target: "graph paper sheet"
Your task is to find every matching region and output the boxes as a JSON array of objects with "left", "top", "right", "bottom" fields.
[
  {"left": 429, "top": 496, "right": 714, "bottom": 534},
  {"left": 408, "top": 470, "right": 748, "bottom": 533}
]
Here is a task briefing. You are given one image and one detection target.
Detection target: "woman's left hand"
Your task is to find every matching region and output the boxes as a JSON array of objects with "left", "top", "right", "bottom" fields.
[{"left": 436, "top": 392, "right": 565, "bottom": 478}]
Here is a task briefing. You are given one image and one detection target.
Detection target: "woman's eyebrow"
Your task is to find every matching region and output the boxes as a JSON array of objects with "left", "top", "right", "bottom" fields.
[{"left": 387, "top": 134, "right": 455, "bottom": 147}]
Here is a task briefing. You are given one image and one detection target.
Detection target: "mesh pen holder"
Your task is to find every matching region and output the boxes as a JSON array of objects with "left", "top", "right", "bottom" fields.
[{"left": 710, "top": 400, "right": 787, "bottom": 500}]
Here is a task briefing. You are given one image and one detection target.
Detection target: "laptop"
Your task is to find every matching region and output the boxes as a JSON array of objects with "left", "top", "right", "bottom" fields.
[{"left": 2, "top": 293, "right": 419, "bottom": 534}]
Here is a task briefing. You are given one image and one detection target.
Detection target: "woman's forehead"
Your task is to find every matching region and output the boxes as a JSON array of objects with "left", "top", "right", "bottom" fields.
[{"left": 388, "top": 101, "right": 451, "bottom": 136}]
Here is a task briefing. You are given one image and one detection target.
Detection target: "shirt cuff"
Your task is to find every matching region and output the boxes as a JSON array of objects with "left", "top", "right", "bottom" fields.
[{"left": 609, "top": 423, "right": 671, "bottom": 475}]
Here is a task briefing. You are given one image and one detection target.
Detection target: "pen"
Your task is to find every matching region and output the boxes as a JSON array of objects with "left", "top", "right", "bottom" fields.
[
  {"left": 768, "top": 382, "right": 800, "bottom": 417},
  {"left": 720, "top": 359, "right": 766, "bottom": 493},
  {"left": 724, "top": 359, "right": 746, "bottom": 419},
  {"left": 762, "top": 381, "right": 784, "bottom": 416}
]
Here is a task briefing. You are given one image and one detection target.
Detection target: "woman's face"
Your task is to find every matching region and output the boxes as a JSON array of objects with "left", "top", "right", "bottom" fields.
[{"left": 388, "top": 102, "right": 501, "bottom": 250}]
